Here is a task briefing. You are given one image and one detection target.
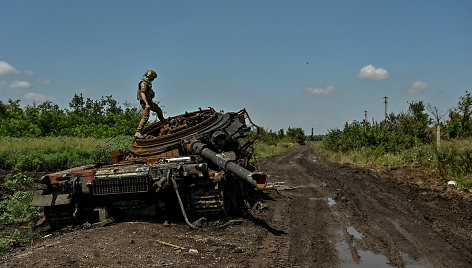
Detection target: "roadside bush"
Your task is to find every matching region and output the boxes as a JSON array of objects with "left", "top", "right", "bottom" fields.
[
  {"left": 3, "top": 173, "right": 36, "bottom": 191},
  {"left": 445, "top": 91, "right": 472, "bottom": 138},
  {"left": 241, "top": 129, "right": 300, "bottom": 160},
  {"left": 0, "top": 191, "right": 38, "bottom": 226},
  {"left": 314, "top": 138, "right": 472, "bottom": 187},
  {"left": 0, "top": 136, "right": 133, "bottom": 172},
  {"left": 432, "top": 141, "right": 472, "bottom": 180},
  {"left": 286, "top": 128, "right": 306, "bottom": 144},
  {"left": 323, "top": 101, "right": 431, "bottom": 154},
  {"left": 0, "top": 173, "right": 39, "bottom": 252},
  {"left": 10, "top": 145, "right": 99, "bottom": 172}
]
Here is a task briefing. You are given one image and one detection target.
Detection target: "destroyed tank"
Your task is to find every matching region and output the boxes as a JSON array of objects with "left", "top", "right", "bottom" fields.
[{"left": 31, "top": 108, "right": 267, "bottom": 229}]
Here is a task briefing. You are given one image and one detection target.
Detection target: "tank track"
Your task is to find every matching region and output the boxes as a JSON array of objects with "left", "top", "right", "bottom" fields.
[
  {"left": 43, "top": 205, "right": 75, "bottom": 229},
  {"left": 32, "top": 107, "right": 262, "bottom": 229},
  {"left": 189, "top": 186, "right": 226, "bottom": 219}
]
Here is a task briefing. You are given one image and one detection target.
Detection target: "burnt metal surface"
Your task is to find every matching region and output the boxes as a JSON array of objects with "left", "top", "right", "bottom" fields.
[
  {"left": 130, "top": 108, "right": 220, "bottom": 156},
  {"left": 31, "top": 107, "right": 266, "bottom": 229},
  {"left": 92, "top": 176, "right": 150, "bottom": 195}
]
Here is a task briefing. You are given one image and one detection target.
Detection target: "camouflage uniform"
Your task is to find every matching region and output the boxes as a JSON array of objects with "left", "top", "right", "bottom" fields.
[{"left": 135, "top": 75, "right": 165, "bottom": 136}]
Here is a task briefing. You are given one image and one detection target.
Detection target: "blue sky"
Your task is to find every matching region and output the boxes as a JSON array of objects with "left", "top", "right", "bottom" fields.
[{"left": 1, "top": 0, "right": 471, "bottom": 134}]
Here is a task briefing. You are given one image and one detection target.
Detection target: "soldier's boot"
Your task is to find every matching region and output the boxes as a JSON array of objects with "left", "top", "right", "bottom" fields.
[
  {"left": 158, "top": 113, "right": 166, "bottom": 122},
  {"left": 134, "top": 132, "right": 145, "bottom": 139}
]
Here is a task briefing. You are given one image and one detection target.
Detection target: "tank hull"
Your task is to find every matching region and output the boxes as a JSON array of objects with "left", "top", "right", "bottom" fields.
[{"left": 31, "top": 108, "right": 265, "bottom": 229}]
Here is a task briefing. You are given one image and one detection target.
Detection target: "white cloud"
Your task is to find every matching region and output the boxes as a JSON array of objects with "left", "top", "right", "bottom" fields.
[
  {"left": 306, "top": 86, "right": 335, "bottom": 96},
  {"left": 408, "top": 81, "right": 429, "bottom": 95},
  {"left": 10, "top": 80, "right": 31, "bottom": 89},
  {"left": 0, "top": 61, "right": 20, "bottom": 75},
  {"left": 24, "top": 92, "right": 55, "bottom": 102},
  {"left": 357, "top": 64, "right": 389, "bottom": 80},
  {"left": 0, "top": 80, "right": 33, "bottom": 89},
  {"left": 37, "top": 79, "right": 51, "bottom": 86},
  {"left": 24, "top": 70, "right": 35, "bottom": 75}
]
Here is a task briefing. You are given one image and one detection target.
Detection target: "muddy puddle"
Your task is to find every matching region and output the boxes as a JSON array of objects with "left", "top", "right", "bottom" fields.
[
  {"left": 335, "top": 228, "right": 430, "bottom": 267},
  {"left": 331, "top": 215, "right": 430, "bottom": 267},
  {"left": 308, "top": 191, "right": 433, "bottom": 268},
  {"left": 307, "top": 195, "right": 431, "bottom": 267},
  {"left": 346, "top": 226, "right": 364, "bottom": 239}
]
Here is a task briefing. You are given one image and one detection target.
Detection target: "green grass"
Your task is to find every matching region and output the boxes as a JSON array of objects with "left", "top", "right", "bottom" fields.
[
  {"left": 312, "top": 138, "right": 472, "bottom": 187},
  {"left": 0, "top": 136, "right": 297, "bottom": 253},
  {"left": 0, "top": 135, "right": 296, "bottom": 172},
  {"left": 253, "top": 141, "right": 299, "bottom": 159},
  {"left": 0, "top": 173, "right": 39, "bottom": 252},
  {"left": 0, "top": 136, "right": 133, "bottom": 172}
]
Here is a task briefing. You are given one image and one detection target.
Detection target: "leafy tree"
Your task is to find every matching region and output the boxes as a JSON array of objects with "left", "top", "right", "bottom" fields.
[
  {"left": 446, "top": 91, "right": 472, "bottom": 138},
  {"left": 0, "top": 95, "right": 142, "bottom": 138},
  {"left": 286, "top": 127, "right": 305, "bottom": 143},
  {"left": 69, "top": 93, "right": 85, "bottom": 114},
  {"left": 323, "top": 101, "right": 432, "bottom": 154},
  {"left": 406, "top": 100, "right": 432, "bottom": 143},
  {"left": 277, "top": 129, "right": 285, "bottom": 139}
]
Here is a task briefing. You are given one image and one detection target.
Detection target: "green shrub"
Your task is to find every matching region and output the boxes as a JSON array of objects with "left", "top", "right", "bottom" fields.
[
  {"left": 0, "top": 191, "right": 39, "bottom": 226},
  {"left": 0, "top": 173, "right": 39, "bottom": 252},
  {"left": 0, "top": 136, "right": 133, "bottom": 172},
  {"left": 0, "top": 228, "right": 35, "bottom": 252},
  {"left": 0, "top": 95, "right": 142, "bottom": 139},
  {"left": 3, "top": 173, "right": 35, "bottom": 191},
  {"left": 314, "top": 138, "right": 472, "bottom": 187}
]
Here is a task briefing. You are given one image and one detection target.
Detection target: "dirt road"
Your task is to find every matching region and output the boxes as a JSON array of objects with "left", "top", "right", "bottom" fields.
[{"left": 2, "top": 145, "right": 471, "bottom": 267}]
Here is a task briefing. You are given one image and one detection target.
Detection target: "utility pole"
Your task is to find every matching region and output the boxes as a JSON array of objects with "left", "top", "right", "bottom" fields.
[
  {"left": 364, "top": 110, "right": 368, "bottom": 124},
  {"left": 437, "top": 125, "right": 441, "bottom": 148},
  {"left": 311, "top": 128, "right": 314, "bottom": 139},
  {"left": 384, "top": 96, "right": 388, "bottom": 120}
]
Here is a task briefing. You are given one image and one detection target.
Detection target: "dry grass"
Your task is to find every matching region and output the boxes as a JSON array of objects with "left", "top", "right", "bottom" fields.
[
  {"left": 253, "top": 141, "right": 299, "bottom": 160},
  {"left": 311, "top": 138, "right": 472, "bottom": 187},
  {"left": 0, "top": 137, "right": 106, "bottom": 152}
]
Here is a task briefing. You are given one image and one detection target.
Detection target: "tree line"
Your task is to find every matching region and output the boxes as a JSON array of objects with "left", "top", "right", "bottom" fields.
[
  {"left": 323, "top": 91, "right": 472, "bottom": 153},
  {"left": 1, "top": 94, "right": 312, "bottom": 144},
  {"left": 0, "top": 94, "right": 142, "bottom": 138}
]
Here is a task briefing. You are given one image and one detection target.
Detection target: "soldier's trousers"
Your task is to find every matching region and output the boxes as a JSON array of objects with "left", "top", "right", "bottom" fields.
[{"left": 136, "top": 100, "right": 165, "bottom": 132}]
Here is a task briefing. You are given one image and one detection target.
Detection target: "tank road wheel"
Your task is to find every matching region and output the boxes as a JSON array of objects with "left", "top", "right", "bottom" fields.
[
  {"left": 43, "top": 205, "right": 75, "bottom": 229},
  {"left": 188, "top": 183, "right": 226, "bottom": 219}
]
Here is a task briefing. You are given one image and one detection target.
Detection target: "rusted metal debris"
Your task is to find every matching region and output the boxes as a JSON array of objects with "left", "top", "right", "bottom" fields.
[{"left": 30, "top": 107, "right": 267, "bottom": 230}]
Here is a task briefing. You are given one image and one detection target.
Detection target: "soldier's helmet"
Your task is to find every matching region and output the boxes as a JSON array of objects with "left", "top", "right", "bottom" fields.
[{"left": 145, "top": 70, "right": 157, "bottom": 79}]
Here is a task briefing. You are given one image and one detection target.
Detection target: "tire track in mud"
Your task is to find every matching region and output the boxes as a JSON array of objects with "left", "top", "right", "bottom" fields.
[
  {"left": 256, "top": 144, "right": 472, "bottom": 268},
  {"left": 2, "top": 145, "right": 471, "bottom": 267},
  {"left": 250, "top": 197, "right": 290, "bottom": 268},
  {"left": 254, "top": 145, "right": 339, "bottom": 267},
  {"left": 323, "top": 162, "right": 472, "bottom": 268}
]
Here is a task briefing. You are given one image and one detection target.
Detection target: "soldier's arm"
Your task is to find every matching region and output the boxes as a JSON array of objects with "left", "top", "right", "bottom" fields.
[
  {"left": 141, "top": 92, "right": 150, "bottom": 108},
  {"left": 140, "top": 81, "right": 151, "bottom": 108}
]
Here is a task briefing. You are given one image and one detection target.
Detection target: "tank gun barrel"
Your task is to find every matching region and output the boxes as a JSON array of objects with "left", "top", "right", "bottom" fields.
[{"left": 190, "top": 141, "right": 266, "bottom": 188}]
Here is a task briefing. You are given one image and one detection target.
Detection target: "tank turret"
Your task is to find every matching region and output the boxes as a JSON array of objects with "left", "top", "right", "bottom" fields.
[{"left": 31, "top": 108, "right": 266, "bottom": 229}]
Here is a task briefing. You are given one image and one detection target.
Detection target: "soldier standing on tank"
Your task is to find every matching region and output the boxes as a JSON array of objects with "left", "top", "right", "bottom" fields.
[{"left": 135, "top": 69, "right": 166, "bottom": 138}]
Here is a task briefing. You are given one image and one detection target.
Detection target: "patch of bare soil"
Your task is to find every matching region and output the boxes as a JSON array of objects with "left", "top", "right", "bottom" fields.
[{"left": 1, "top": 145, "right": 471, "bottom": 267}]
